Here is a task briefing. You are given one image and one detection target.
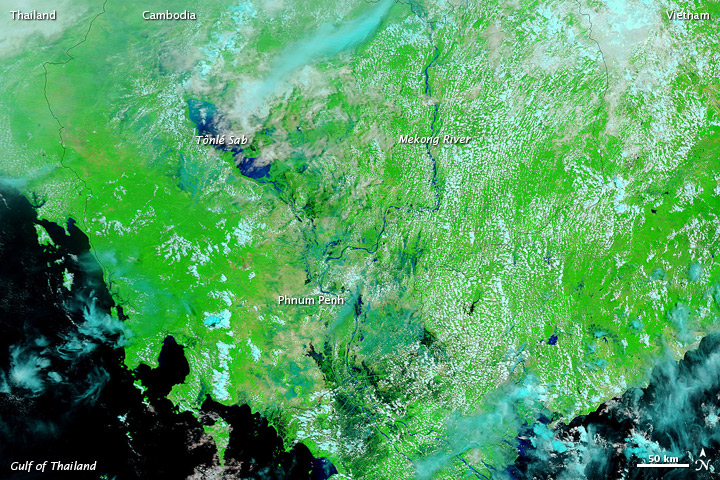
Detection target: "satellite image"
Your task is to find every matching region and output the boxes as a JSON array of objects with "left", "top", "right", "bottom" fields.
[{"left": 1, "top": 0, "right": 719, "bottom": 478}]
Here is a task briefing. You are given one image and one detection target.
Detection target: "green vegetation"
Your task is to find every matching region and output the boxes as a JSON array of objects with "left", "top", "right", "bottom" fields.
[{"left": 1, "top": 0, "right": 719, "bottom": 477}]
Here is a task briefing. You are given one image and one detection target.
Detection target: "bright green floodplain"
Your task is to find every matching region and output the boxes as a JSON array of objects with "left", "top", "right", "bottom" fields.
[{"left": 2, "top": 0, "right": 720, "bottom": 477}]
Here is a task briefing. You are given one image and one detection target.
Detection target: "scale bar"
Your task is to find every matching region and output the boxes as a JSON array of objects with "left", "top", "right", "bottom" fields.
[{"left": 636, "top": 464, "right": 689, "bottom": 468}]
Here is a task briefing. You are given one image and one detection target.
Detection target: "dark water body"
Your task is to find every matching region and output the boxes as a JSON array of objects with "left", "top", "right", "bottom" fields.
[
  {"left": 187, "top": 98, "right": 271, "bottom": 179},
  {"left": 0, "top": 185, "right": 335, "bottom": 479},
  {"left": 509, "top": 334, "right": 720, "bottom": 479}
]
